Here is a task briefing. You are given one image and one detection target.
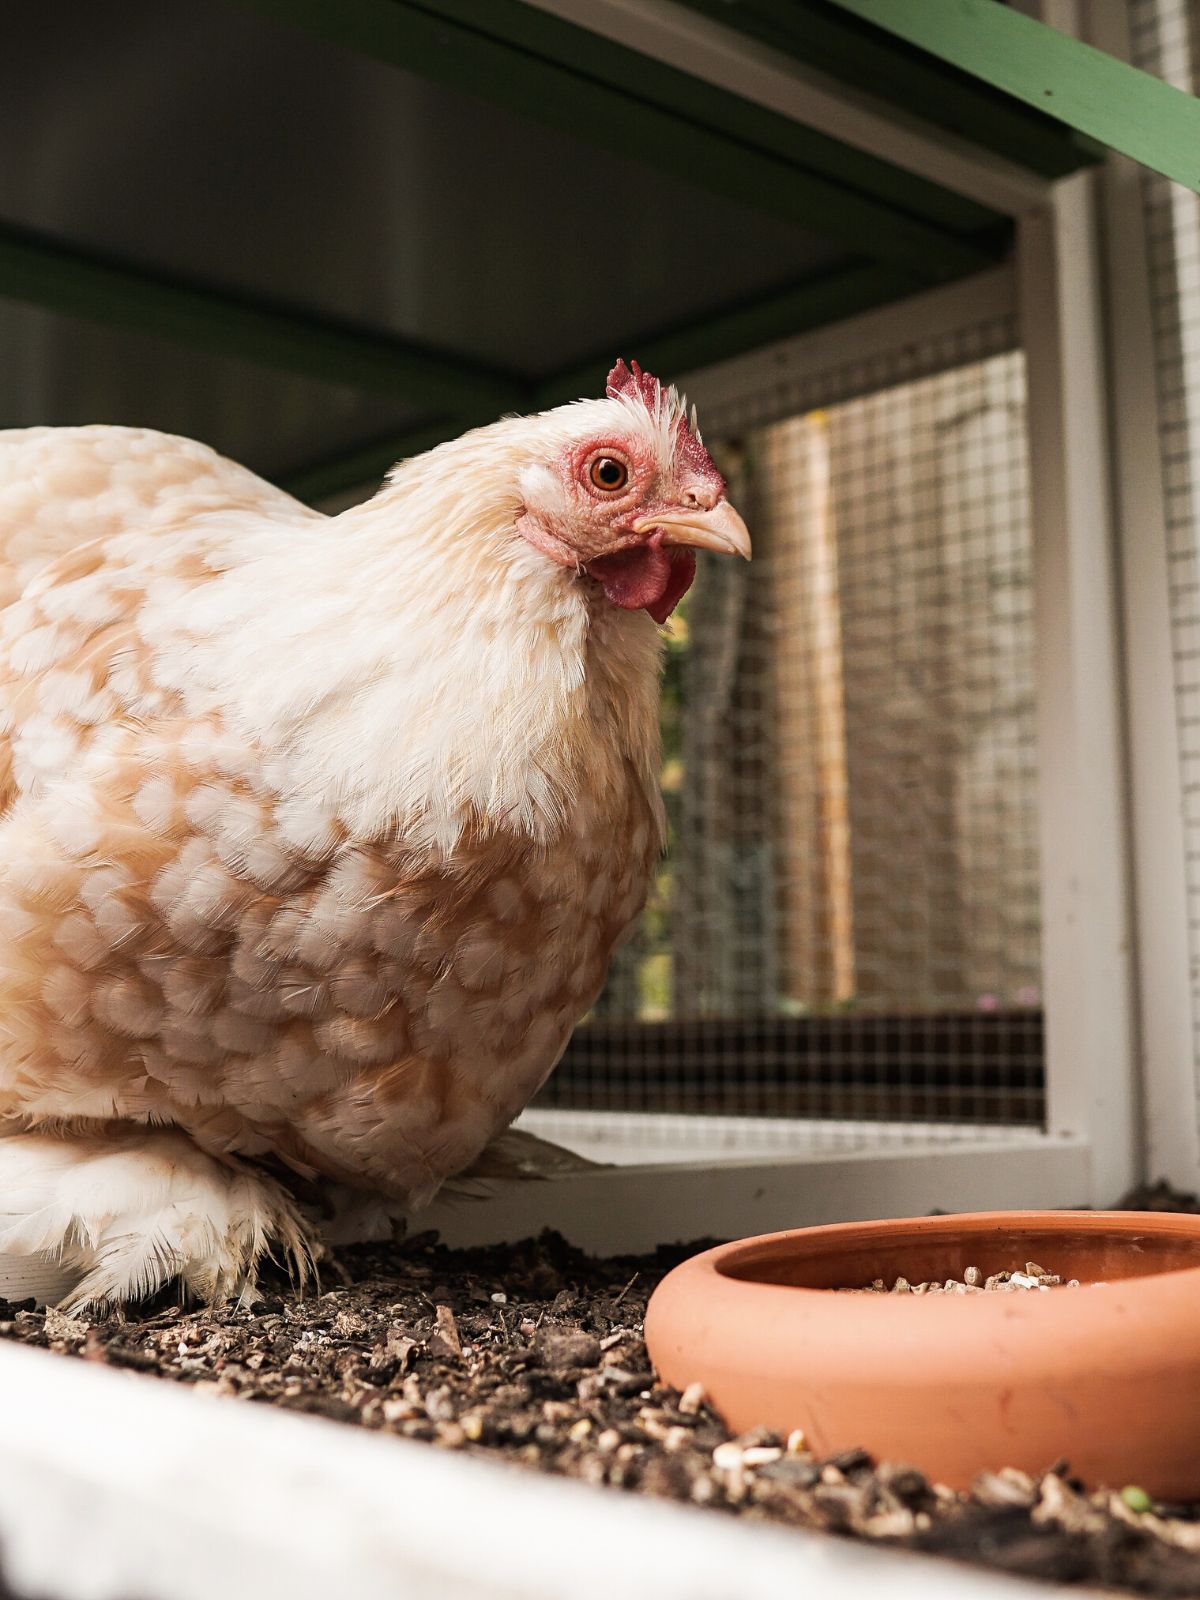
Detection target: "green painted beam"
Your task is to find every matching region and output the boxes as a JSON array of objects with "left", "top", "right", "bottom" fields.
[
  {"left": 680, "top": 0, "right": 1099, "bottom": 180},
  {"left": 0, "top": 220, "right": 526, "bottom": 412},
  {"left": 235, "top": 0, "right": 1000, "bottom": 281},
  {"left": 284, "top": 261, "right": 923, "bottom": 502},
  {"left": 827, "top": 0, "right": 1200, "bottom": 194},
  {"left": 282, "top": 419, "right": 471, "bottom": 502},
  {"left": 535, "top": 261, "right": 919, "bottom": 408}
]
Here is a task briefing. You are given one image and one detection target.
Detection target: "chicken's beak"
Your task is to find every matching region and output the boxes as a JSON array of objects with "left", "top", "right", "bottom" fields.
[{"left": 633, "top": 500, "right": 752, "bottom": 560}]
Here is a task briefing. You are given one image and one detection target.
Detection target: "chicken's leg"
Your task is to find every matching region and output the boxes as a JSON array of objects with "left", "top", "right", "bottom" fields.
[{"left": 0, "top": 1129, "right": 313, "bottom": 1312}]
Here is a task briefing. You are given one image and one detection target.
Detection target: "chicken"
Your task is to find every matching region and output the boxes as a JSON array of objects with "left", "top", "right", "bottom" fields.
[{"left": 0, "top": 361, "right": 749, "bottom": 1309}]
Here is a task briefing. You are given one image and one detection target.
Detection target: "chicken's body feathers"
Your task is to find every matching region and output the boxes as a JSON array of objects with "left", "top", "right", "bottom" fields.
[
  {"left": 0, "top": 371, "right": 746, "bottom": 1308},
  {"left": 0, "top": 419, "right": 661, "bottom": 1220}
]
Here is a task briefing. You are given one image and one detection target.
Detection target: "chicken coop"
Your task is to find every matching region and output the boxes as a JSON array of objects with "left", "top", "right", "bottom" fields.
[
  {"left": 6, "top": 5, "right": 1200, "bottom": 1600},
  {"left": 3, "top": 0, "right": 1200, "bottom": 1268}
]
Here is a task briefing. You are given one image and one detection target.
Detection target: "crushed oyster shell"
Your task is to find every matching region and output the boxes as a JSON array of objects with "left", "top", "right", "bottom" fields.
[{"left": 844, "top": 1262, "right": 1086, "bottom": 1294}]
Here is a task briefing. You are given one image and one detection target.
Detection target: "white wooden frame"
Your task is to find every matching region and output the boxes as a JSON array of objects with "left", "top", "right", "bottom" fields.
[
  {"left": 0, "top": 1337, "right": 1072, "bottom": 1600},
  {"left": 1016, "top": 174, "right": 1140, "bottom": 1206},
  {"left": 1086, "top": 0, "right": 1200, "bottom": 1189},
  {"left": 425, "top": 1129, "right": 1091, "bottom": 1254}
]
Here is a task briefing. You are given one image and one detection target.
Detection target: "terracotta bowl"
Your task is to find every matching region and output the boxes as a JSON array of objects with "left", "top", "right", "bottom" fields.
[{"left": 644, "top": 1210, "right": 1200, "bottom": 1498}]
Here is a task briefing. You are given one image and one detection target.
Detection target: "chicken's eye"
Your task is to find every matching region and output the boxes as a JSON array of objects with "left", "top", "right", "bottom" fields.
[{"left": 589, "top": 456, "right": 628, "bottom": 493}]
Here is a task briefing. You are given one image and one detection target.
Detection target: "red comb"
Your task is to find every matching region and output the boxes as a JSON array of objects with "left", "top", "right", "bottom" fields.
[
  {"left": 605, "top": 356, "right": 719, "bottom": 485},
  {"left": 606, "top": 358, "right": 664, "bottom": 411}
]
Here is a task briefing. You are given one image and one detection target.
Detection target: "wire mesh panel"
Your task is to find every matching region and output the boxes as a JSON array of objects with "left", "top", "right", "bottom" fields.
[
  {"left": 1130, "top": 0, "right": 1200, "bottom": 1150},
  {"left": 539, "top": 316, "right": 1046, "bottom": 1145}
]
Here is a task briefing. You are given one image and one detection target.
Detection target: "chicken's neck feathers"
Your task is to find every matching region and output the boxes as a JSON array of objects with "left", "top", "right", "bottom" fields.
[{"left": 145, "top": 437, "right": 664, "bottom": 851}]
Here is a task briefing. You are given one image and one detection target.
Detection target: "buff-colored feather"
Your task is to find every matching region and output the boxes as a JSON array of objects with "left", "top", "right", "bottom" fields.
[{"left": 0, "top": 401, "right": 677, "bottom": 1308}]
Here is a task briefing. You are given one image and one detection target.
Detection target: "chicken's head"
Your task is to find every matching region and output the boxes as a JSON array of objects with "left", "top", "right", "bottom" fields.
[{"left": 515, "top": 359, "right": 750, "bottom": 623}]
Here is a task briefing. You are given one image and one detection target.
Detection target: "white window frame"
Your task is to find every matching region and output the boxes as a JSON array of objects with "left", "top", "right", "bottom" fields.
[{"left": 0, "top": 1337, "right": 1067, "bottom": 1600}]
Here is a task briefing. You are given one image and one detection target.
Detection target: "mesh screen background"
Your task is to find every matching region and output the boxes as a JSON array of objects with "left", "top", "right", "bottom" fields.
[
  {"left": 1131, "top": 0, "right": 1200, "bottom": 1151},
  {"left": 537, "top": 315, "right": 1046, "bottom": 1145}
]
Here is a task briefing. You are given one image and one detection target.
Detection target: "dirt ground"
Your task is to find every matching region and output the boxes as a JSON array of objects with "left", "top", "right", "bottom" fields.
[{"left": 3, "top": 1182, "right": 1200, "bottom": 1597}]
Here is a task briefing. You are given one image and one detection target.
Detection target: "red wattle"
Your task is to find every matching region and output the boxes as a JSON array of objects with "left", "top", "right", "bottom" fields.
[{"left": 585, "top": 546, "right": 696, "bottom": 623}]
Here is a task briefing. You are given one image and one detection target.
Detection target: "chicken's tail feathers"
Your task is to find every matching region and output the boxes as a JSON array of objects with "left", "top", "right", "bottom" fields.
[{"left": 436, "top": 1126, "right": 607, "bottom": 1202}]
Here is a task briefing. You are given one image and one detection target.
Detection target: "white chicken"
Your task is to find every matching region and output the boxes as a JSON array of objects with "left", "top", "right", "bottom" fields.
[{"left": 0, "top": 360, "right": 749, "bottom": 1308}]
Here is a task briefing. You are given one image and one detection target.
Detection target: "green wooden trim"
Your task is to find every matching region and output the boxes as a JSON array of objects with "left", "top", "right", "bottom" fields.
[
  {"left": 282, "top": 420, "right": 467, "bottom": 502},
  {"left": 535, "top": 261, "right": 920, "bottom": 407},
  {"left": 679, "top": 0, "right": 1099, "bottom": 179},
  {"left": 0, "top": 220, "right": 526, "bottom": 411},
  {"left": 826, "top": 0, "right": 1200, "bottom": 193},
  {"left": 234, "top": 0, "right": 999, "bottom": 279},
  {"left": 284, "top": 261, "right": 925, "bottom": 502}
]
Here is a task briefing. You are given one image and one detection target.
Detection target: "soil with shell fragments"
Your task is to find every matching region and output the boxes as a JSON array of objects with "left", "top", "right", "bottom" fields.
[{"left": 3, "top": 1181, "right": 1200, "bottom": 1598}]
